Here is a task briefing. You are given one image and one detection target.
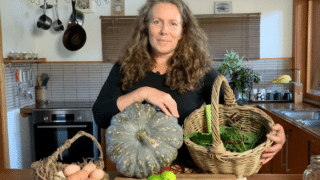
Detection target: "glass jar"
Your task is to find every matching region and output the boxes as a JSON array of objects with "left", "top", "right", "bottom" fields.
[
  {"left": 274, "top": 90, "right": 281, "bottom": 100},
  {"left": 33, "top": 52, "right": 38, "bottom": 59},
  {"left": 260, "top": 88, "right": 266, "bottom": 100},
  {"left": 250, "top": 88, "right": 258, "bottom": 101},
  {"left": 284, "top": 89, "right": 293, "bottom": 101},
  {"left": 15, "top": 52, "right": 22, "bottom": 60},
  {"left": 235, "top": 87, "right": 249, "bottom": 105},
  {"left": 22, "top": 52, "right": 27, "bottom": 60},
  {"left": 303, "top": 155, "right": 320, "bottom": 180},
  {"left": 266, "top": 90, "right": 274, "bottom": 100},
  {"left": 24, "top": 52, "right": 32, "bottom": 60}
]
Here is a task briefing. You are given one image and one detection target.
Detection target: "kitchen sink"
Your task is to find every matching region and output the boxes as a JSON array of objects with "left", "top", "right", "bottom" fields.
[
  {"left": 296, "top": 119, "right": 320, "bottom": 127},
  {"left": 272, "top": 110, "right": 320, "bottom": 121}
]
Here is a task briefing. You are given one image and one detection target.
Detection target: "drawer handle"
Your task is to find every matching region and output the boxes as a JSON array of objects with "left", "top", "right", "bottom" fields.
[
  {"left": 285, "top": 133, "right": 290, "bottom": 172},
  {"left": 37, "top": 125, "right": 87, "bottom": 128}
]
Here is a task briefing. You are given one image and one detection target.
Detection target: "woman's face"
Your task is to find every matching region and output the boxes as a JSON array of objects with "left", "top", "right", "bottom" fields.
[{"left": 148, "top": 3, "right": 183, "bottom": 58}]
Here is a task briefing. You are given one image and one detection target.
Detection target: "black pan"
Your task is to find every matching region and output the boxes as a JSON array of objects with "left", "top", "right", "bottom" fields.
[{"left": 63, "top": 0, "right": 86, "bottom": 51}]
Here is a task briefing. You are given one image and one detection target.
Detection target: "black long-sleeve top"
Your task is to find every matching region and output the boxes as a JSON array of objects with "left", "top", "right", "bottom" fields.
[{"left": 92, "top": 63, "right": 225, "bottom": 165}]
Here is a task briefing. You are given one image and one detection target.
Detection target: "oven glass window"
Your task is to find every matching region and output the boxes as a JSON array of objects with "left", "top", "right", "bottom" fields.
[{"left": 34, "top": 122, "right": 94, "bottom": 164}]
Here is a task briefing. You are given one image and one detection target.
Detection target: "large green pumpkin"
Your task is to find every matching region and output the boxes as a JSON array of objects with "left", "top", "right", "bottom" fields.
[{"left": 106, "top": 102, "right": 183, "bottom": 178}]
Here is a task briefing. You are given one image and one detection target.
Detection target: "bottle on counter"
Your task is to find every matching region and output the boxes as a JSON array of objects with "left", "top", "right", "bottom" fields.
[
  {"left": 251, "top": 88, "right": 258, "bottom": 101},
  {"left": 259, "top": 88, "right": 266, "bottom": 101},
  {"left": 256, "top": 95, "right": 262, "bottom": 101},
  {"left": 284, "top": 89, "right": 293, "bottom": 101},
  {"left": 303, "top": 155, "right": 320, "bottom": 180},
  {"left": 280, "top": 90, "right": 285, "bottom": 100},
  {"left": 266, "top": 90, "right": 274, "bottom": 101},
  {"left": 274, "top": 90, "right": 281, "bottom": 101}
]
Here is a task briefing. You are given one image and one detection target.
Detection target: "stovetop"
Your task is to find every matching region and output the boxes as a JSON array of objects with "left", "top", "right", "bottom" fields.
[{"left": 33, "top": 101, "right": 95, "bottom": 110}]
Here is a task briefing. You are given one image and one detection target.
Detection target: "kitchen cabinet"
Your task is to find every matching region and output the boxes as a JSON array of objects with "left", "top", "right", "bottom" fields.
[
  {"left": 309, "top": 140, "right": 320, "bottom": 164},
  {"left": 260, "top": 108, "right": 313, "bottom": 174},
  {"left": 258, "top": 161, "right": 272, "bottom": 174}
]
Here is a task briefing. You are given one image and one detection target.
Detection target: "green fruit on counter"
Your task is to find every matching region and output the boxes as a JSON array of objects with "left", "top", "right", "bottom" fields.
[
  {"left": 161, "top": 171, "right": 176, "bottom": 180},
  {"left": 147, "top": 174, "right": 162, "bottom": 180}
]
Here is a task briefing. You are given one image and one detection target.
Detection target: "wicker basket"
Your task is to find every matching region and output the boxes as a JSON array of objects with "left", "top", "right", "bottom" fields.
[
  {"left": 183, "top": 75, "right": 275, "bottom": 178},
  {"left": 31, "top": 131, "right": 109, "bottom": 180}
]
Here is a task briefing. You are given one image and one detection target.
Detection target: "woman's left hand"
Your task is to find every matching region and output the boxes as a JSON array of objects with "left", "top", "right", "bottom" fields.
[{"left": 261, "top": 123, "right": 286, "bottom": 165}]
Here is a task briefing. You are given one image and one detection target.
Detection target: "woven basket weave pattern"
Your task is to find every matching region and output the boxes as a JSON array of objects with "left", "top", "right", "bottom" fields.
[
  {"left": 31, "top": 131, "right": 109, "bottom": 180},
  {"left": 183, "top": 75, "right": 275, "bottom": 178}
]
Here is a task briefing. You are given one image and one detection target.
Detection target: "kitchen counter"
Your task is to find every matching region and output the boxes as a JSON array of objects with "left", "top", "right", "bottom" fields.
[
  {"left": 249, "top": 102, "right": 320, "bottom": 139},
  {"left": 0, "top": 169, "right": 303, "bottom": 180},
  {"left": 20, "top": 101, "right": 95, "bottom": 117}
]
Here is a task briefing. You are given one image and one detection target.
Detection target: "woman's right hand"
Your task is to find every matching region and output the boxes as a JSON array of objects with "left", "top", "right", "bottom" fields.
[{"left": 140, "top": 87, "right": 180, "bottom": 118}]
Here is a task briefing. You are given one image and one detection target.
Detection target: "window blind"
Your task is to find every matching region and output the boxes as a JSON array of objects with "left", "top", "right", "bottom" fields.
[{"left": 100, "top": 13, "right": 260, "bottom": 63}]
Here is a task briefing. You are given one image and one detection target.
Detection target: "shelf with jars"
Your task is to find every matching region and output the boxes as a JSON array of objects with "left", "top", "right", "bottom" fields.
[
  {"left": 3, "top": 51, "right": 46, "bottom": 67},
  {"left": 248, "top": 68, "right": 301, "bottom": 103},
  {"left": 3, "top": 58, "right": 46, "bottom": 67}
]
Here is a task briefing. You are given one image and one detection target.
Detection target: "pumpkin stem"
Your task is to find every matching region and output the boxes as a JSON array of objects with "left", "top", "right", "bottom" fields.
[{"left": 136, "top": 130, "right": 147, "bottom": 141}]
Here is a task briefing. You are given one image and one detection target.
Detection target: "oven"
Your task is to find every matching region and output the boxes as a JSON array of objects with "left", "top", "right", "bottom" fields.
[{"left": 32, "top": 102, "right": 99, "bottom": 164}]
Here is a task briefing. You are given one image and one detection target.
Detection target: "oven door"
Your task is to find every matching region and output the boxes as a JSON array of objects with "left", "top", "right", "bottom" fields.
[{"left": 34, "top": 122, "right": 94, "bottom": 164}]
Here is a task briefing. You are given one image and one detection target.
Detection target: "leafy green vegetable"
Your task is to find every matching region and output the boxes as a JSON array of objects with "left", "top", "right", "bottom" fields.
[
  {"left": 219, "top": 116, "right": 265, "bottom": 153},
  {"left": 184, "top": 110, "right": 266, "bottom": 152},
  {"left": 184, "top": 105, "right": 213, "bottom": 147},
  {"left": 183, "top": 130, "right": 213, "bottom": 147},
  {"left": 186, "top": 132, "right": 213, "bottom": 147}
]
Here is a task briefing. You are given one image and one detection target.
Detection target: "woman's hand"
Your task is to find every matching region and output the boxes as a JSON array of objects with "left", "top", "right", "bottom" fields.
[
  {"left": 141, "top": 87, "right": 180, "bottom": 118},
  {"left": 261, "top": 123, "right": 286, "bottom": 165}
]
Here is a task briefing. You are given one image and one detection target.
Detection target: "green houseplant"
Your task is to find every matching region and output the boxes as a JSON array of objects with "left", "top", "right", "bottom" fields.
[
  {"left": 219, "top": 50, "right": 261, "bottom": 105},
  {"left": 219, "top": 50, "right": 244, "bottom": 78}
]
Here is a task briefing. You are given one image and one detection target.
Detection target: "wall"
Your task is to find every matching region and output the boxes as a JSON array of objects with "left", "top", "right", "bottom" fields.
[{"left": 0, "top": 0, "right": 292, "bottom": 61}]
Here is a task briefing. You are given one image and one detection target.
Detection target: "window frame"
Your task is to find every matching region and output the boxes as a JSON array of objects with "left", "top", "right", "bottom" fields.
[{"left": 293, "top": 0, "right": 320, "bottom": 103}]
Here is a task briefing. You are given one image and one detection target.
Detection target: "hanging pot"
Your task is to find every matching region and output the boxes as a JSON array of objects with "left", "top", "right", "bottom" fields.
[
  {"left": 37, "top": 0, "right": 52, "bottom": 30},
  {"left": 52, "top": 0, "right": 64, "bottom": 31},
  {"left": 63, "top": 0, "right": 86, "bottom": 51}
]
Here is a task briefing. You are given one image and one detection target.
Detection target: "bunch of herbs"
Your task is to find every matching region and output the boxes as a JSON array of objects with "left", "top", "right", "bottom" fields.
[{"left": 184, "top": 106, "right": 267, "bottom": 153}]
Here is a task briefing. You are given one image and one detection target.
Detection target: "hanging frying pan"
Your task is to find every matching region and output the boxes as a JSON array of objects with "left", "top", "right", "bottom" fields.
[{"left": 63, "top": 0, "right": 86, "bottom": 51}]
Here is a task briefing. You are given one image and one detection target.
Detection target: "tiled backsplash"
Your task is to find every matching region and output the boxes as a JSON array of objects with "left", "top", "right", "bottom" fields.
[
  {"left": 4, "top": 59, "right": 291, "bottom": 111},
  {"left": 4, "top": 63, "right": 114, "bottom": 111}
]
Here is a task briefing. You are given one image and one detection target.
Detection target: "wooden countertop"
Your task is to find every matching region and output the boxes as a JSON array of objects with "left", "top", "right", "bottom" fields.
[{"left": 0, "top": 169, "right": 303, "bottom": 180}]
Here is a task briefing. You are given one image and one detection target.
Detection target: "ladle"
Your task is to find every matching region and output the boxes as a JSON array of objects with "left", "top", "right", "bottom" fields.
[{"left": 52, "top": 0, "right": 64, "bottom": 31}]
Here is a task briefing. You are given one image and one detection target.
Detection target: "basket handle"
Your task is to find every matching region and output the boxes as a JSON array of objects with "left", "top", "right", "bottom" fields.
[
  {"left": 49, "top": 131, "right": 104, "bottom": 166},
  {"left": 209, "top": 75, "right": 237, "bottom": 154}
]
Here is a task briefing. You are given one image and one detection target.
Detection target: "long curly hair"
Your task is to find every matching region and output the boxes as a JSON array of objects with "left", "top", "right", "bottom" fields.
[{"left": 116, "top": 0, "right": 212, "bottom": 94}]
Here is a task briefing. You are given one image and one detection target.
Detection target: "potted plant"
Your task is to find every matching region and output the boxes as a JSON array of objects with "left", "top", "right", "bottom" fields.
[
  {"left": 219, "top": 50, "right": 261, "bottom": 105},
  {"left": 231, "top": 65, "right": 261, "bottom": 104},
  {"left": 219, "top": 50, "right": 243, "bottom": 80}
]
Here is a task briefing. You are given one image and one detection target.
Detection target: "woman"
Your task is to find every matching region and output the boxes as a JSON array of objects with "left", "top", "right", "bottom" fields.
[{"left": 93, "top": 0, "right": 285, "bottom": 172}]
